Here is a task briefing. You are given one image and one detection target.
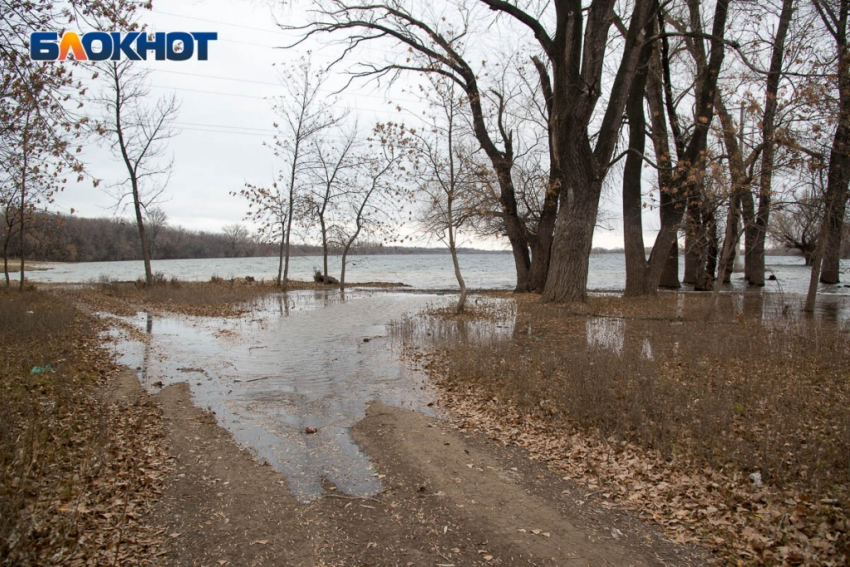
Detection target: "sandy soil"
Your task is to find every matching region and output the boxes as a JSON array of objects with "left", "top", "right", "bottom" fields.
[{"left": 113, "top": 372, "right": 711, "bottom": 566}]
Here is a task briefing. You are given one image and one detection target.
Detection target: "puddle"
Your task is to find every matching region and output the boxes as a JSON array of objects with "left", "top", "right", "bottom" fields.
[
  {"left": 388, "top": 297, "right": 517, "bottom": 347},
  {"left": 98, "top": 288, "right": 848, "bottom": 502},
  {"left": 100, "top": 289, "right": 440, "bottom": 503},
  {"left": 585, "top": 318, "right": 625, "bottom": 355}
]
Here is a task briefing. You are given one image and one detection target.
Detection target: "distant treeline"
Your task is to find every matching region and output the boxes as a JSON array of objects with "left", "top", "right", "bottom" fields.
[{"left": 7, "top": 213, "right": 514, "bottom": 262}]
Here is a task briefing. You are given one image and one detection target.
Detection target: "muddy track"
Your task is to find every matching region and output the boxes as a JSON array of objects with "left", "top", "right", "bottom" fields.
[{"left": 118, "top": 370, "right": 710, "bottom": 567}]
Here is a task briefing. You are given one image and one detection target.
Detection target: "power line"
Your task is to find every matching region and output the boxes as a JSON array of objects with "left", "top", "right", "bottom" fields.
[
  {"left": 149, "top": 83, "right": 269, "bottom": 100},
  {"left": 151, "top": 9, "right": 287, "bottom": 36},
  {"left": 174, "top": 121, "right": 276, "bottom": 133},
  {"left": 178, "top": 127, "right": 271, "bottom": 138},
  {"left": 150, "top": 69, "right": 424, "bottom": 106},
  {"left": 154, "top": 69, "right": 282, "bottom": 87}
]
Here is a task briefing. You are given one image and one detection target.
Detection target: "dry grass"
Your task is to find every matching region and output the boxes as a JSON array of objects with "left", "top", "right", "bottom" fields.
[
  {"left": 83, "top": 276, "right": 390, "bottom": 317},
  {"left": 396, "top": 292, "right": 850, "bottom": 565},
  {"left": 0, "top": 290, "right": 169, "bottom": 566}
]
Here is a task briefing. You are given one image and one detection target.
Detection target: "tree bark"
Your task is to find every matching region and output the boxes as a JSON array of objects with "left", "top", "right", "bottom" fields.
[
  {"left": 818, "top": 0, "right": 850, "bottom": 284},
  {"left": 646, "top": 41, "right": 681, "bottom": 289},
  {"left": 749, "top": 0, "right": 795, "bottom": 286},
  {"left": 623, "top": 21, "right": 655, "bottom": 297},
  {"left": 527, "top": 177, "right": 557, "bottom": 292},
  {"left": 542, "top": 0, "right": 657, "bottom": 302},
  {"left": 683, "top": 210, "right": 699, "bottom": 285},
  {"left": 640, "top": 0, "right": 731, "bottom": 294},
  {"left": 131, "top": 180, "right": 153, "bottom": 286},
  {"left": 543, "top": 150, "right": 604, "bottom": 302}
]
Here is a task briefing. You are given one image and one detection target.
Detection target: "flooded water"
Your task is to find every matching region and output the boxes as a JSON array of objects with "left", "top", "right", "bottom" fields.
[
  {"left": 392, "top": 291, "right": 850, "bottom": 363},
  {"left": 102, "top": 290, "right": 443, "bottom": 503},
  {"left": 21, "top": 253, "right": 850, "bottom": 297}
]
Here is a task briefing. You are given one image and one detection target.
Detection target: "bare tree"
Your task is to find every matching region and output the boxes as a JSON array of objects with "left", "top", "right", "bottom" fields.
[
  {"left": 412, "top": 79, "right": 477, "bottom": 313},
  {"left": 222, "top": 223, "right": 249, "bottom": 258},
  {"left": 145, "top": 206, "right": 168, "bottom": 260},
  {"left": 336, "top": 122, "right": 409, "bottom": 291},
  {"left": 289, "top": 2, "right": 541, "bottom": 292},
  {"left": 811, "top": 0, "right": 850, "bottom": 285},
  {"left": 237, "top": 58, "right": 340, "bottom": 288},
  {"left": 96, "top": 59, "right": 179, "bottom": 286},
  {"left": 306, "top": 124, "right": 357, "bottom": 281},
  {"left": 0, "top": 1, "right": 123, "bottom": 288},
  {"left": 771, "top": 187, "right": 825, "bottom": 265}
]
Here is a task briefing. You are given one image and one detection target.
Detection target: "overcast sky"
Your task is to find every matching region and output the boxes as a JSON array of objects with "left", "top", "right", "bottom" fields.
[{"left": 55, "top": 0, "right": 654, "bottom": 250}]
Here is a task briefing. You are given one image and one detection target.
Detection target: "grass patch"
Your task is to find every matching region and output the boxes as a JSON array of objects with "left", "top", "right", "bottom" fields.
[
  {"left": 399, "top": 292, "right": 850, "bottom": 565},
  {"left": 0, "top": 289, "right": 168, "bottom": 565}
]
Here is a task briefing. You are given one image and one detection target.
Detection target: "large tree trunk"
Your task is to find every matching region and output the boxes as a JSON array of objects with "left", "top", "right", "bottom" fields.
[
  {"left": 749, "top": 0, "right": 795, "bottom": 286},
  {"left": 659, "top": 241, "right": 680, "bottom": 288},
  {"left": 542, "top": 0, "right": 657, "bottom": 302},
  {"left": 494, "top": 162, "right": 531, "bottom": 292},
  {"left": 819, "top": 4, "right": 850, "bottom": 284},
  {"left": 623, "top": 29, "right": 655, "bottom": 297},
  {"left": 683, "top": 210, "right": 699, "bottom": 285},
  {"left": 640, "top": 0, "right": 731, "bottom": 294},
  {"left": 542, "top": 151, "right": 603, "bottom": 303},
  {"left": 645, "top": 41, "right": 681, "bottom": 290},
  {"left": 527, "top": 181, "right": 558, "bottom": 292},
  {"left": 527, "top": 58, "right": 560, "bottom": 294},
  {"left": 820, "top": 113, "right": 850, "bottom": 283}
]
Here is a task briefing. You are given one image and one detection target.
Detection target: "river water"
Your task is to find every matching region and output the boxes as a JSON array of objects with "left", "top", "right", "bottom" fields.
[{"left": 21, "top": 252, "right": 850, "bottom": 296}]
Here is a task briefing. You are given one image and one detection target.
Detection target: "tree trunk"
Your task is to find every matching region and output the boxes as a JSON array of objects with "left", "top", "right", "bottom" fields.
[
  {"left": 542, "top": 154, "right": 603, "bottom": 303},
  {"left": 818, "top": 2, "right": 850, "bottom": 284},
  {"left": 340, "top": 248, "right": 349, "bottom": 292},
  {"left": 449, "top": 236, "right": 467, "bottom": 314},
  {"left": 623, "top": 32, "right": 655, "bottom": 297},
  {"left": 3, "top": 236, "right": 10, "bottom": 288},
  {"left": 18, "top": 191, "right": 25, "bottom": 291},
  {"left": 742, "top": 189, "right": 762, "bottom": 284},
  {"left": 131, "top": 182, "right": 153, "bottom": 286},
  {"left": 276, "top": 229, "right": 285, "bottom": 286},
  {"left": 659, "top": 242, "right": 680, "bottom": 288},
  {"left": 683, "top": 211, "right": 699, "bottom": 285},
  {"left": 495, "top": 162, "right": 531, "bottom": 292},
  {"left": 540, "top": 0, "right": 657, "bottom": 302},
  {"left": 527, "top": 186, "right": 557, "bottom": 292},
  {"left": 282, "top": 207, "right": 292, "bottom": 290},
  {"left": 723, "top": 210, "right": 738, "bottom": 283},
  {"left": 820, "top": 108, "right": 850, "bottom": 283},
  {"left": 703, "top": 210, "right": 718, "bottom": 289},
  {"left": 644, "top": 0, "right": 731, "bottom": 293},
  {"left": 645, "top": 42, "right": 681, "bottom": 290},
  {"left": 750, "top": 0, "right": 795, "bottom": 286},
  {"left": 320, "top": 216, "right": 329, "bottom": 281}
]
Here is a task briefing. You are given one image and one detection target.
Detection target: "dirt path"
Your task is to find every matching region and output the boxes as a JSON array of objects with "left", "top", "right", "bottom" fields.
[{"left": 119, "top": 371, "right": 710, "bottom": 566}]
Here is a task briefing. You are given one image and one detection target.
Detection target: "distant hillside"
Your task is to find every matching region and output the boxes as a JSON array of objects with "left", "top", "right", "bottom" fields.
[{"left": 4, "top": 212, "right": 511, "bottom": 263}]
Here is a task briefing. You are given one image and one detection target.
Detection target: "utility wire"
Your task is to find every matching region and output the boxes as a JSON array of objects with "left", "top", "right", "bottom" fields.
[
  {"left": 149, "top": 84, "right": 268, "bottom": 100},
  {"left": 174, "top": 121, "right": 276, "bottom": 133},
  {"left": 151, "top": 9, "right": 288, "bottom": 36}
]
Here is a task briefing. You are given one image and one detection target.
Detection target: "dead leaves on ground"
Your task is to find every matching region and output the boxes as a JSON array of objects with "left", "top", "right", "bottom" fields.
[
  {"left": 420, "top": 351, "right": 848, "bottom": 566},
  {"left": 1, "top": 293, "right": 172, "bottom": 566}
]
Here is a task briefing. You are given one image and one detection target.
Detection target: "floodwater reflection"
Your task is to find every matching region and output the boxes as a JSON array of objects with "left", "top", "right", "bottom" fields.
[{"left": 101, "top": 289, "right": 439, "bottom": 503}]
